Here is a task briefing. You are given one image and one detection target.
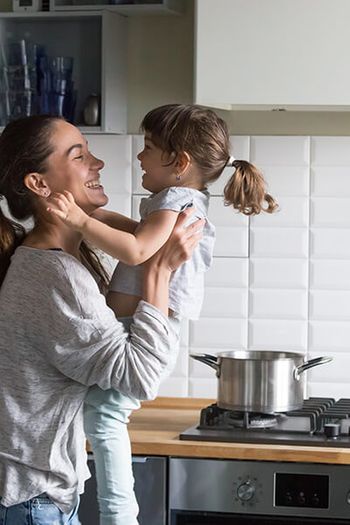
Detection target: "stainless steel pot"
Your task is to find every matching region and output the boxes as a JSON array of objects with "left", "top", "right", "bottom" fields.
[{"left": 190, "top": 351, "right": 332, "bottom": 413}]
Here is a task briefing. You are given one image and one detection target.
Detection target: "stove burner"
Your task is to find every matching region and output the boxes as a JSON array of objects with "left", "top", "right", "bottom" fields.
[
  {"left": 181, "top": 397, "right": 350, "bottom": 447},
  {"left": 228, "top": 411, "right": 278, "bottom": 429},
  {"left": 199, "top": 403, "right": 280, "bottom": 429}
]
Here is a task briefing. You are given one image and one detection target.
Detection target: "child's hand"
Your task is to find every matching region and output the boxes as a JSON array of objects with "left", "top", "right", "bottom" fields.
[{"left": 47, "top": 190, "right": 89, "bottom": 231}]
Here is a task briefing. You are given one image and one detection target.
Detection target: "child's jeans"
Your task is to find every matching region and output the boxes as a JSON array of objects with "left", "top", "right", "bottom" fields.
[
  {"left": 0, "top": 495, "right": 80, "bottom": 525},
  {"left": 84, "top": 315, "right": 181, "bottom": 525},
  {"left": 84, "top": 389, "right": 140, "bottom": 525}
]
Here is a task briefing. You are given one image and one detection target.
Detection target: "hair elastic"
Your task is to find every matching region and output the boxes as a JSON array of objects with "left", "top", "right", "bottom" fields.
[{"left": 226, "top": 155, "right": 236, "bottom": 167}]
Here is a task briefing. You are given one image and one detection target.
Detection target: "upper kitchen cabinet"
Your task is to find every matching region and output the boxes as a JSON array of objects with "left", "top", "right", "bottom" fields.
[
  {"left": 195, "top": 0, "right": 350, "bottom": 111},
  {"left": 0, "top": 11, "right": 127, "bottom": 132},
  {"left": 50, "top": 0, "right": 183, "bottom": 15}
]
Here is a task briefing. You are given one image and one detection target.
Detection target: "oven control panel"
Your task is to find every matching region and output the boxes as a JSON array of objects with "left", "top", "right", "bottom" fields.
[
  {"left": 169, "top": 458, "right": 350, "bottom": 520},
  {"left": 275, "top": 473, "right": 329, "bottom": 509}
]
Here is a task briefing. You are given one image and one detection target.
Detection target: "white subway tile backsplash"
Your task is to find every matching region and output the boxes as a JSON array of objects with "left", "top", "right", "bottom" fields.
[
  {"left": 250, "top": 228, "right": 309, "bottom": 258},
  {"left": 310, "top": 260, "right": 350, "bottom": 289},
  {"left": 205, "top": 258, "right": 249, "bottom": 288},
  {"left": 104, "top": 193, "right": 131, "bottom": 216},
  {"left": 115, "top": 133, "right": 350, "bottom": 397},
  {"left": 311, "top": 137, "right": 350, "bottom": 166},
  {"left": 158, "top": 377, "right": 188, "bottom": 397},
  {"left": 209, "top": 197, "right": 248, "bottom": 227},
  {"left": 311, "top": 167, "right": 350, "bottom": 197},
  {"left": 251, "top": 197, "right": 309, "bottom": 228},
  {"left": 215, "top": 227, "right": 249, "bottom": 257},
  {"left": 210, "top": 199, "right": 249, "bottom": 255},
  {"left": 202, "top": 288, "right": 248, "bottom": 318},
  {"left": 188, "top": 378, "right": 217, "bottom": 399},
  {"left": 250, "top": 136, "right": 310, "bottom": 166},
  {"left": 309, "top": 321, "right": 350, "bottom": 352},
  {"left": 310, "top": 228, "right": 350, "bottom": 258},
  {"left": 229, "top": 135, "right": 250, "bottom": 162},
  {"left": 190, "top": 318, "right": 247, "bottom": 349},
  {"left": 87, "top": 134, "right": 132, "bottom": 195},
  {"left": 249, "top": 290, "right": 308, "bottom": 319},
  {"left": 259, "top": 166, "right": 310, "bottom": 197},
  {"left": 249, "top": 319, "right": 308, "bottom": 351},
  {"left": 250, "top": 258, "right": 308, "bottom": 289},
  {"left": 309, "top": 290, "right": 350, "bottom": 320},
  {"left": 307, "top": 382, "right": 350, "bottom": 399},
  {"left": 307, "top": 352, "right": 350, "bottom": 383},
  {"left": 209, "top": 167, "right": 234, "bottom": 197},
  {"left": 167, "top": 346, "right": 189, "bottom": 378},
  {"left": 311, "top": 198, "right": 350, "bottom": 228}
]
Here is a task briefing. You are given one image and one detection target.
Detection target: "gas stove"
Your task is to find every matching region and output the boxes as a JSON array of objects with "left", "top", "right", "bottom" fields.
[{"left": 180, "top": 397, "right": 350, "bottom": 447}]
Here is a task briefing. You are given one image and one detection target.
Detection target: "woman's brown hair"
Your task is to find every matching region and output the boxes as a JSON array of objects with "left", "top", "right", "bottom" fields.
[
  {"left": 0, "top": 115, "right": 108, "bottom": 287},
  {"left": 141, "top": 104, "right": 278, "bottom": 215}
]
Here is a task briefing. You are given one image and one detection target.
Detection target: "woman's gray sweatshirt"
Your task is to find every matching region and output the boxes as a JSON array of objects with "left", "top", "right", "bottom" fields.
[{"left": 0, "top": 246, "right": 173, "bottom": 513}]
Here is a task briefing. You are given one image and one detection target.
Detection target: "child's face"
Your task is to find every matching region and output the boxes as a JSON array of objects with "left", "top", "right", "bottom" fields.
[{"left": 137, "top": 133, "right": 176, "bottom": 193}]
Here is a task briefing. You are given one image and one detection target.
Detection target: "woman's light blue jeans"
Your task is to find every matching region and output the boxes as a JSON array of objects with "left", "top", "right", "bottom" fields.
[{"left": 0, "top": 495, "right": 80, "bottom": 525}]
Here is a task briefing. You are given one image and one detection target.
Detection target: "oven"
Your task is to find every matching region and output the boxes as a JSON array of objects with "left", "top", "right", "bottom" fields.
[{"left": 169, "top": 458, "right": 350, "bottom": 524}]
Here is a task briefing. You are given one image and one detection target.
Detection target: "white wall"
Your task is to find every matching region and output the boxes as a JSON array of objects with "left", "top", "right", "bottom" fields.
[{"left": 86, "top": 132, "right": 350, "bottom": 400}]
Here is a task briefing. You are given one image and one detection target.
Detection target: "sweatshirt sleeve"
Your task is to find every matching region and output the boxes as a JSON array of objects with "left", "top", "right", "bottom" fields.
[{"left": 40, "top": 255, "right": 172, "bottom": 400}]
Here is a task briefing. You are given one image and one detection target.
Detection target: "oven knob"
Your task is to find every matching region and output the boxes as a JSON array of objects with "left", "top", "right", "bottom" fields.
[
  {"left": 237, "top": 481, "right": 255, "bottom": 501},
  {"left": 324, "top": 423, "right": 340, "bottom": 438},
  {"left": 346, "top": 491, "right": 350, "bottom": 505},
  {"left": 297, "top": 491, "right": 306, "bottom": 505}
]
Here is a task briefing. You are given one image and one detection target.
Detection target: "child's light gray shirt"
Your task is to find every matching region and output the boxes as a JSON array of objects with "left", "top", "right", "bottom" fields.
[{"left": 109, "top": 187, "right": 216, "bottom": 319}]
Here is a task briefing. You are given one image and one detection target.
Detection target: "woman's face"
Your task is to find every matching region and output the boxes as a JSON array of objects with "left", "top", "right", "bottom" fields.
[{"left": 44, "top": 120, "right": 108, "bottom": 214}]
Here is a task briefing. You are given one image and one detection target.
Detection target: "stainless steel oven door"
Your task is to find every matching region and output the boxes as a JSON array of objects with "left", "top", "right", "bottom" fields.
[
  {"left": 79, "top": 454, "right": 167, "bottom": 525},
  {"left": 169, "top": 458, "right": 350, "bottom": 524}
]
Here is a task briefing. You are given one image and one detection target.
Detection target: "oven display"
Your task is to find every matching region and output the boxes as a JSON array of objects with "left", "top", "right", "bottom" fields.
[{"left": 275, "top": 473, "right": 329, "bottom": 509}]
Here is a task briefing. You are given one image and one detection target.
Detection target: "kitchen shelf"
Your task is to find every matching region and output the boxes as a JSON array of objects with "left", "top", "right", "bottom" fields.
[
  {"left": 48, "top": 0, "right": 183, "bottom": 15},
  {"left": 0, "top": 11, "right": 127, "bottom": 132}
]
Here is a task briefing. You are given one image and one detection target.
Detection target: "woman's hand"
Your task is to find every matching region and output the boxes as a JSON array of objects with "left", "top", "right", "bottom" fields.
[
  {"left": 141, "top": 208, "right": 204, "bottom": 316},
  {"left": 150, "top": 207, "right": 204, "bottom": 272}
]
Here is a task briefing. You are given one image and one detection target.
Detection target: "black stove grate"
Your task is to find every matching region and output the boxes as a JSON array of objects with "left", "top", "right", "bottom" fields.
[{"left": 180, "top": 397, "right": 350, "bottom": 446}]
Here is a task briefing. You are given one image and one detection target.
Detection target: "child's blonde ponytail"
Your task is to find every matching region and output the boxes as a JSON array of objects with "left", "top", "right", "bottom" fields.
[{"left": 224, "top": 160, "right": 278, "bottom": 216}]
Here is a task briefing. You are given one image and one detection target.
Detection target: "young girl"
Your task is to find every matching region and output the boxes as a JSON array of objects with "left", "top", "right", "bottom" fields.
[{"left": 48, "top": 104, "right": 278, "bottom": 525}]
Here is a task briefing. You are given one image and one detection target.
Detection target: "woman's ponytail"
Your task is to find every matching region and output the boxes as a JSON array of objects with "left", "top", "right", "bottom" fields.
[
  {"left": 0, "top": 204, "right": 25, "bottom": 286},
  {"left": 223, "top": 160, "right": 278, "bottom": 216}
]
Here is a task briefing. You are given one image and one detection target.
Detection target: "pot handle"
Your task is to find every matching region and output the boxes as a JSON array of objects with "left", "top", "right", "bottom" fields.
[
  {"left": 294, "top": 356, "right": 333, "bottom": 381},
  {"left": 190, "top": 353, "right": 220, "bottom": 376}
]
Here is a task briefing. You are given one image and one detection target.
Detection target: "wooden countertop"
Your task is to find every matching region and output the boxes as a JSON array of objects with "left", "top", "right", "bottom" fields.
[{"left": 128, "top": 397, "right": 350, "bottom": 465}]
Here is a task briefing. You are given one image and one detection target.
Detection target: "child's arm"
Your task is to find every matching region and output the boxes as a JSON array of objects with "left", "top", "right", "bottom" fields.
[
  {"left": 47, "top": 190, "right": 179, "bottom": 265},
  {"left": 91, "top": 208, "right": 139, "bottom": 234}
]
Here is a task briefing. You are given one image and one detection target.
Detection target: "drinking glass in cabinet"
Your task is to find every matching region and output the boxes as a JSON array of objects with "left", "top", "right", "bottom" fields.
[
  {"left": 4, "top": 39, "right": 37, "bottom": 67},
  {"left": 37, "top": 55, "right": 76, "bottom": 122}
]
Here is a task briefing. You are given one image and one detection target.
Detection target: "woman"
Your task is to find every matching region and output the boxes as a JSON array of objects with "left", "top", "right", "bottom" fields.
[{"left": 0, "top": 115, "right": 202, "bottom": 525}]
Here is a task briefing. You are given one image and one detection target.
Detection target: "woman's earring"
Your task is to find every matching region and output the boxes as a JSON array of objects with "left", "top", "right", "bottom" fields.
[
  {"left": 43, "top": 190, "right": 51, "bottom": 198},
  {"left": 176, "top": 174, "right": 181, "bottom": 182}
]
